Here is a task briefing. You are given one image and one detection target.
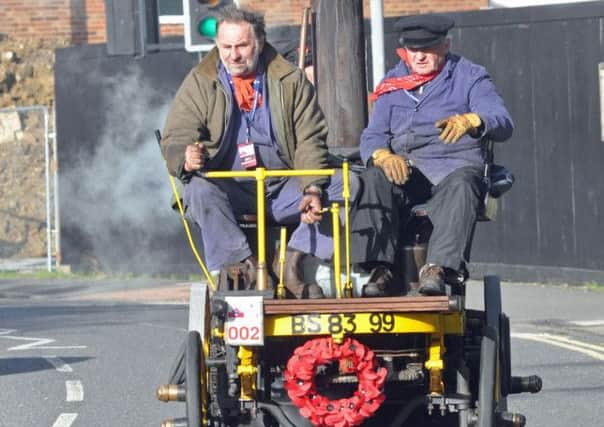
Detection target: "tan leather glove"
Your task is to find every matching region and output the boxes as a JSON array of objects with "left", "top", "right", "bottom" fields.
[
  {"left": 435, "top": 113, "right": 482, "bottom": 144},
  {"left": 371, "top": 148, "right": 410, "bottom": 185}
]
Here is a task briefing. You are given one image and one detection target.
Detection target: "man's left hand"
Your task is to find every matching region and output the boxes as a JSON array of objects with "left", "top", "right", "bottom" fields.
[
  {"left": 299, "top": 189, "right": 323, "bottom": 224},
  {"left": 435, "top": 113, "right": 482, "bottom": 144}
]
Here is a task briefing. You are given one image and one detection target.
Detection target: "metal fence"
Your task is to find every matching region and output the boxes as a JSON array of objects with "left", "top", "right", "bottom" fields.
[{"left": 0, "top": 105, "right": 58, "bottom": 271}]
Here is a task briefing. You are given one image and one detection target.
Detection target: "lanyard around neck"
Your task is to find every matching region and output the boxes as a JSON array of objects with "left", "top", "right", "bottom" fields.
[{"left": 227, "top": 72, "right": 263, "bottom": 140}]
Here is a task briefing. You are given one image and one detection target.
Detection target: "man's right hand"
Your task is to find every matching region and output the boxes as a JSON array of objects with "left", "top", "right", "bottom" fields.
[
  {"left": 371, "top": 148, "right": 410, "bottom": 185},
  {"left": 184, "top": 142, "right": 207, "bottom": 172}
]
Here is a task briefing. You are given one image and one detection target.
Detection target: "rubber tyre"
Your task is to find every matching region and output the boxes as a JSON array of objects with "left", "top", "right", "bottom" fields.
[
  {"left": 499, "top": 313, "right": 512, "bottom": 398},
  {"left": 186, "top": 330, "right": 203, "bottom": 427},
  {"left": 483, "top": 275, "right": 508, "bottom": 410},
  {"left": 477, "top": 326, "right": 497, "bottom": 427},
  {"left": 168, "top": 339, "right": 186, "bottom": 385},
  {"left": 483, "top": 275, "right": 502, "bottom": 335}
]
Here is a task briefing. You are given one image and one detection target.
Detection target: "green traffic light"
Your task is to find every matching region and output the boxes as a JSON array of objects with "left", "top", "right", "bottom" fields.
[{"left": 198, "top": 16, "right": 217, "bottom": 38}]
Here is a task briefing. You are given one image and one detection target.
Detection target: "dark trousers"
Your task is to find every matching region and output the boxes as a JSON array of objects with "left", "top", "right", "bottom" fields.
[
  {"left": 184, "top": 171, "right": 360, "bottom": 271},
  {"left": 350, "top": 166, "right": 484, "bottom": 271}
]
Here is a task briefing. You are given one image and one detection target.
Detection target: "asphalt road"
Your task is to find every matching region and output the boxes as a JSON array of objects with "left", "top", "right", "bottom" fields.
[
  {"left": 465, "top": 280, "right": 604, "bottom": 427},
  {"left": 0, "top": 278, "right": 603, "bottom": 427},
  {"left": 0, "top": 277, "right": 192, "bottom": 427},
  {"left": 0, "top": 300, "right": 189, "bottom": 427}
]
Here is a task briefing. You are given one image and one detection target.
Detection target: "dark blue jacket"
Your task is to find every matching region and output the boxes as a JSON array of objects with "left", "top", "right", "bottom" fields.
[{"left": 361, "top": 53, "right": 513, "bottom": 184}]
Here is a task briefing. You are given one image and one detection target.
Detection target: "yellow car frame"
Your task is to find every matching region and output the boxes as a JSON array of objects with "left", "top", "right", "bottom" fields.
[{"left": 156, "top": 165, "right": 541, "bottom": 427}]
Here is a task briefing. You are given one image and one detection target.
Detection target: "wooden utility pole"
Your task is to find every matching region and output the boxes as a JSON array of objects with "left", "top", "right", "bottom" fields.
[{"left": 312, "top": 0, "right": 367, "bottom": 149}]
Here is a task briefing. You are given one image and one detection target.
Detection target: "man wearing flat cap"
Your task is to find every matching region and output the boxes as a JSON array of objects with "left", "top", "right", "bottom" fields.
[{"left": 351, "top": 14, "right": 513, "bottom": 297}]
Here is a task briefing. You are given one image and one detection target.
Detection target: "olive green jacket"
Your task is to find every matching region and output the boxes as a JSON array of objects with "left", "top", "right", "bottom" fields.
[{"left": 161, "top": 43, "right": 329, "bottom": 189}]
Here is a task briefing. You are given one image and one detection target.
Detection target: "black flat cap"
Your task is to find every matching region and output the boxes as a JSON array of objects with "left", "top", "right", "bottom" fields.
[{"left": 396, "top": 14, "right": 454, "bottom": 49}]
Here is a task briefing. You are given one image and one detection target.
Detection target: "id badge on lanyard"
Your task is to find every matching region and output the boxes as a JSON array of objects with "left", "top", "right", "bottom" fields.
[{"left": 237, "top": 140, "right": 257, "bottom": 169}]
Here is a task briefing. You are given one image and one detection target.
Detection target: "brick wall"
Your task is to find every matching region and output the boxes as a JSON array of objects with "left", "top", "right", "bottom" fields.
[
  {"left": 241, "top": 0, "right": 311, "bottom": 25},
  {"left": 0, "top": 0, "right": 106, "bottom": 44},
  {"left": 159, "top": 24, "right": 184, "bottom": 38},
  {"left": 381, "top": 0, "right": 487, "bottom": 16},
  {"left": 0, "top": 0, "right": 488, "bottom": 44}
]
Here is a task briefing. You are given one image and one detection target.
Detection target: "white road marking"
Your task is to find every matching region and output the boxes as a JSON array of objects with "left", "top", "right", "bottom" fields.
[
  {"left": 65, "top": 380, "right": 84, "bottom": 402},
  {"left": 0, "top": 334, "right": 86, "bottom": 351},
  {"left": 512, "top": 332, "right": 604, "bottom": 361},
  {"left": 535, "top": 333, "right": 604, "bottom": 353},
  {"left": 1, "top": 332, "right": 85, "bottom": 425},
  {"left": 43, "top": 356, "right": 73, "bottom": 373},
  {"left": 568, "top": 320, "right": 604, "bottom": 327},
  {"left": 52, "top": 413, "right": 78, "bottom": 427}
]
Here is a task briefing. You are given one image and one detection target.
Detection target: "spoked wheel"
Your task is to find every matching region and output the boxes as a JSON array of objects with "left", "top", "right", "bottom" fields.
[
  {"left": 483, "top": 275, "right": 502, "bottom": 336},
  {"left": 478, "top": 275, "right": 512, "bottom": 427},
  {"left": 477, "top": 325, "right": 497, "bottom": 427},
  {"left": 483, "top": 275, "right": 510, "bottom": 410},
  {"left": 186, "top": 330, "right": 204, "bottom": 427},
  {"left": 185, "top": 282, "right": 211, "bottom": 427},
  {"left": 168, "top": 340, "right": 186, "bottom": 385}
]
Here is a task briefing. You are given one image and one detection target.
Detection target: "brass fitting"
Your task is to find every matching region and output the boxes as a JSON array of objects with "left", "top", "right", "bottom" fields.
[
  {"left": 237, "top": 346, "right": 257, "bottom": 401},
  {"left": 156, "top": 384, "right": 185, "bottom": 402},
  {"left": 160, "top": 417, "right": 187, "bottom": 427}
]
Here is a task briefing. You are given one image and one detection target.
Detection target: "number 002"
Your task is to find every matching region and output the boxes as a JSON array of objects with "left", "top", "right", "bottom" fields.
[{"left": 227, "top": 326, "right": 260, "bottom": 341}]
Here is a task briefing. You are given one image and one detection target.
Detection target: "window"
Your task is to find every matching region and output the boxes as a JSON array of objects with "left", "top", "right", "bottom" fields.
[{"left": 158, "top": 0, "right": 184, "bottom": 24}]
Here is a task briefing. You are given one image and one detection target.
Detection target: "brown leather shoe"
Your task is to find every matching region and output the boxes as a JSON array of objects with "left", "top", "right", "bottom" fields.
[
  {"left": 362, "top": 264, "right": 395, "bottom": 297},
  {"left": 418, "top": 264, "right": 446, "bottom": 296},
  {"left": 241, "top": 256, "right": 258, "bottom": 290},
  {"left": 274, "top": 249, "right": 324, "bottom": 299},
  {"left": 241, "top": 256, "right": 277, "bottom": 290}
]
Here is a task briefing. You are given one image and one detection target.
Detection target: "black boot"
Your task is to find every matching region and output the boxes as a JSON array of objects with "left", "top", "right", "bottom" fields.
[{"left": 276, "top": 249, "right": 324, "bottom": 299}]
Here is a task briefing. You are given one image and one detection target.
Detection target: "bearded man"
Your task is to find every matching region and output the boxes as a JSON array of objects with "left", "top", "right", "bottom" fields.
[{"left": 161, "top": 5, "right": 359, "bottom": 299}]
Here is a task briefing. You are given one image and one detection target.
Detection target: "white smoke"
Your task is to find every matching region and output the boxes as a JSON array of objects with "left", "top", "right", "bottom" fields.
[{"left": 60, "top": 65, "right": 195, "bottom": 273}]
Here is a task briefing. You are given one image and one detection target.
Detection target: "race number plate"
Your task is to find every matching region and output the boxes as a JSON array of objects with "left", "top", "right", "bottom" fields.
[
  {"left": 224, "top": 296, "right": 264, "bottom": 346},
  {"left": 289, "top": 313, "right": 396, "bottom": 335}
]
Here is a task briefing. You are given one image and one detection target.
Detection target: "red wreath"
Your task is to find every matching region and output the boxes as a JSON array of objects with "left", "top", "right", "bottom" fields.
[{"left": 284, "top": 337, "right": 387, "bottom": 427}]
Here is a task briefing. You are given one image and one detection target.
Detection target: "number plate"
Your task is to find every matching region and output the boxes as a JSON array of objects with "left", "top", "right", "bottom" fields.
[
  {"left": 224, "top": 296, "right": 264, "bottom": 346},
  {"left": 288, "top": 313, "right": 396, "bottom": 335}
]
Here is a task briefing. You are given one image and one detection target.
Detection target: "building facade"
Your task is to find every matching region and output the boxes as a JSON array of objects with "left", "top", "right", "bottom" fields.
[{"left": 0, "top": 0, "right": 488, "bottom": 44}]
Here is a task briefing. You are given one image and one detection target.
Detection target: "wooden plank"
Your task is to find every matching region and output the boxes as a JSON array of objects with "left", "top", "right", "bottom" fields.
[
  {"left": 263, "top": 296, "right": 456, "bottom": 314},
  {"left": 312, "top": 0, "right": 367, "bottom": 147}
]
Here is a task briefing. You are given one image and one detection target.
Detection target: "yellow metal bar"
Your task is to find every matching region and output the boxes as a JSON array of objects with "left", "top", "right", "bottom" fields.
[
  {"left": 200, "top": 167, "right": 339, "bottom": 294},
  {"left": 425, "top": 316, "right": 445, "bottom": 395},
  {"left": 276, "top": 227, "right": 287, "bottom": 299},
  {"left": 265, "top": 312, "right": 464, "bottom": 337},
  {"left": 236, "top": 346, "right": 257, "bottom": 401},
  {"left": 255, "top": 168, "right": 268, "bottom": 291},
  {"left": 204, "top": 170, "right": 256, "bottom": 178},
  {"left": 201, "top": 335, "right": 209, "bottom": 425},
  {"left": 204, "top": 169, "right": 336, "bottom": 179},
  {"left": 342, "top": 162, "right": 353, "bottom": 297},
  {"left": 330, "top": 203, "right": 342, "bottom": 299}
]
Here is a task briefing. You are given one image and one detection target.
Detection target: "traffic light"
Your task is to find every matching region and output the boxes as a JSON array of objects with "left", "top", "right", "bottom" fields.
[{"left": 183, "top": 0, "right": 232, "bottom": 52}]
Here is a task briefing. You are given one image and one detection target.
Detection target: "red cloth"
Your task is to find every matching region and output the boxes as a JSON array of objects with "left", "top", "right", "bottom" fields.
[
  {"left": 369, "top": 48, "right": 442, "bottom": 101},
  {"left": 231, "top": 74, "right": 263, "bottom": 111}
]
